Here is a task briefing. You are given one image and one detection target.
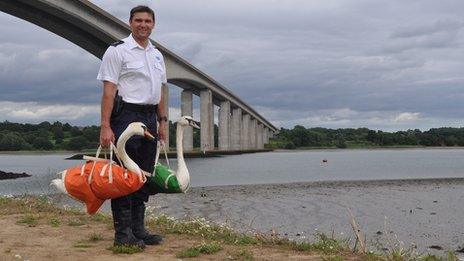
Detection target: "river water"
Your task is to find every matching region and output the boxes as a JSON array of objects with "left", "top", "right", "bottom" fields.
[{"left": 1, "top": 148, "right": 464, "bottom": 254}]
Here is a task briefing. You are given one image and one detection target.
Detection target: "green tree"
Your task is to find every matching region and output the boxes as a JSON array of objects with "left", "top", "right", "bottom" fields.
[
  {"left": 284, "top": 141, "right": 296, "bottom": 149},
  {"left": 63, "top": 123, "right": 72, "bottom": 131},
  {"left": 335, "top": 136, "right": 347, "bottom": 148},
  {"left": 32, "top": 137, "right": 54, "bottom": 150},
  {"left": 52, "top": 125, "right": 65, "bottom": 140},
  {"left": 23, "top": 133, "right": 37, "bottom": 144},
  {"left": 55, "top": 136, "right": 63, "bottom": 145},
  {"left": 70, "top": 127, "right": 82, "bottom": 136},
  {"left": 0, "top": 132, "right": 30, "bottom": 151},
  {"left": 366, "top": 130, "right": 377, "bottom": 143},
  {"left": 38, "top": 121, "right": 51, "bottom": 129},
  {"left": 193, "top": 128, "right": 200, "bottom": 148},
  {"left": 82, "top": 127, "right": 100, "bottom": 143},
  {"left": 444, "top": 135, "right": 458, "bottom": 146},
  {"left": 169, "top": 121, "right": 176, "bottom": 148},
  {"left": 64, "top": 136, "right": 89, "bottom": 151}
]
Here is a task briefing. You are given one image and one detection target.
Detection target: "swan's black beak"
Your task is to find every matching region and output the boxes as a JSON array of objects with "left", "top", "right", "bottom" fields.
[
  {"left": 141, "top": 126, "right": 155, "bottom": 140},
  {"left": 144, "top": 130, "right": 155, "bottom": 140},
  {"left": 189, "top": 119, "right": 200, "bottom": 129}
]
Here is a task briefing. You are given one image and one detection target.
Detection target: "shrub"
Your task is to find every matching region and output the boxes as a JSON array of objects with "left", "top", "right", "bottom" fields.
[{"left": 284, "top": 142, "right": 296, "bottom": 149}]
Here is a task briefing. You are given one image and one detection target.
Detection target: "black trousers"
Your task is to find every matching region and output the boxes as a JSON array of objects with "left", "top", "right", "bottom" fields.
[{"left": 110, "top": 107, "right": 157, "bottom": 209}]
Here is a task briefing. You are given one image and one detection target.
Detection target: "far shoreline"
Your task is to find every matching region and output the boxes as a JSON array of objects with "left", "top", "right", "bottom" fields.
[
  {"left": 3, "top": 145, "right": 464, "bottom": 155},
  {"left": 273, "top": 145, "right": 464, "bottom": 152}
]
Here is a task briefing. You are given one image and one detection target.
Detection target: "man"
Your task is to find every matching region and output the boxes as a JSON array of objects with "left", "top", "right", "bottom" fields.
[{"left": 97, "top": 5, "right": 167, "bottom": 249}]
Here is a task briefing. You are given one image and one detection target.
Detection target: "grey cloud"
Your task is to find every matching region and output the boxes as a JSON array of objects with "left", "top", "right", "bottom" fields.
[
  {"left": 1, "top": 0, "right": 464, "bottom": 130},
  {"left": 382, "top": 29, "right": 462, "bottom": 54},
  {"left": 179, "top": 41, "right": 204, "bottom": 64},
  {"left": 390, "top": 20, "right": 464, "bottom": 39},
  {"left": 0, "top": 26, "right": 101, "bottom": 104}
]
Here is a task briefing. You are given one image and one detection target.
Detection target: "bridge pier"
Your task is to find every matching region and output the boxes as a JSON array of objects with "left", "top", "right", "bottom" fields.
[
  {"left": 241, "top": 114, "right": 250, "bottom": 149},
  {"left": 181, "top": 90, "right": 193, "bottom": 151},
  {"left": 249, "top": 118, "right": 257, "bottom": 149},
  {"left": 218, "top": 101, "right": 231, "bottom": 150},
  {"left": 257, "top": 123, "right": 264, "bottom": 149},
  {"left": 200, "top": 90, "right": 214, "bottom": 151},
  {"left": 262, "top": 126, "right": 266, "bottom": 148},
  {"left": 264, "top": 128, "right": 269, "bottom": 145},
  {"left": 161, "top": 83, "right": 170, "bottom": 149},
  {"left": 231, "top": 108, "right": 242, "bottom": 150}
]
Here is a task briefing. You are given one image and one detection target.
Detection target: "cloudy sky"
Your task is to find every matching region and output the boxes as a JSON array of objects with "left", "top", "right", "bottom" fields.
[{"left": 0, "top": 0, "right": 463, "bottom": 131}]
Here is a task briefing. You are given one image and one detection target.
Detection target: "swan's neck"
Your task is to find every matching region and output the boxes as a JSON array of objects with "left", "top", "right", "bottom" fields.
[
  {"left": 176, "top": 123, "right": 190, "bottom": 191},
  {"left": 176, "top": 124, "right": 185, "bottom": 165},
  {"left": 116, "top": 130, "right": 141, "bottom": 175}
]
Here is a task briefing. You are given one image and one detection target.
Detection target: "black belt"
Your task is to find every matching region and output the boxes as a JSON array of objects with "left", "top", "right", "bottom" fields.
[{"left": 123, "top": 102, "right": 157, "bottom": 113}]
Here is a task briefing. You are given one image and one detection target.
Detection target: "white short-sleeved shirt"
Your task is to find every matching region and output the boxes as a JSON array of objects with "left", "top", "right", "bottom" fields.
[{"left": 97, "top": 34, "right": 167, "bottom": 105}]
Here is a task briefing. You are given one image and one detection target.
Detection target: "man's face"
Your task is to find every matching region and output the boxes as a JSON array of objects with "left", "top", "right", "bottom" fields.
[{"left": 129, "top": 12, "right": 154, "bottom": 40}]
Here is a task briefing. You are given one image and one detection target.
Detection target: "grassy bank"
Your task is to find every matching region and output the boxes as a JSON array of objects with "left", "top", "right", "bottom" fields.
[{"left": 0, "top": 195, "right": 458, "bottom": 260}]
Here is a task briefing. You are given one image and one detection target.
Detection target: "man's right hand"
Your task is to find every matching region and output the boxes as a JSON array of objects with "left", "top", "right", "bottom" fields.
[{"left": 100, "top": 125, "right": 115, "bottom": 148}]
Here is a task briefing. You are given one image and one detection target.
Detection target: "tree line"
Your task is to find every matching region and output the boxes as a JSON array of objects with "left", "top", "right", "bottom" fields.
[
  {"left": 272, "top": 125, "right": 464, "bottom": 149},
  {"left": 0, "top": 120, "right": 215, "bottom": 151},
  {"left": 4, "top": 120, "right": 462, "bottom": 151}
]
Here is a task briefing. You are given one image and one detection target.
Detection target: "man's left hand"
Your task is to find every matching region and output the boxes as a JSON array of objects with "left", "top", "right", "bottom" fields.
[{"left": 158, "top": 121, "right": 167, "bottom": 142}]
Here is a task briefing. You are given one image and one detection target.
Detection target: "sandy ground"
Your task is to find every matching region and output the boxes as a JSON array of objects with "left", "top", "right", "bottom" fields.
[{"left": 0, "top": 212, "right": 347, "bottom": 261}]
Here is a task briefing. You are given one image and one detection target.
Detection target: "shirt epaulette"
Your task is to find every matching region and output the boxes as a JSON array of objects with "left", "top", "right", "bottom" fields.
[{"left": 110, "top": 40, "right": 124, "bottom": 47}]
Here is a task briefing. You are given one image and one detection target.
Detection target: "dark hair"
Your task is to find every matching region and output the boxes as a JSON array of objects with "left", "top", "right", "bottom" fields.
[{"left": 130, "top": 5, "right": 155, "bottom": 21}]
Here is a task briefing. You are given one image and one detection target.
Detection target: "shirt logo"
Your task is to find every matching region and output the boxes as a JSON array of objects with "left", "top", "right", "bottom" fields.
[{"left": 156, "top": 56, "right": 161, "bottom": 61}]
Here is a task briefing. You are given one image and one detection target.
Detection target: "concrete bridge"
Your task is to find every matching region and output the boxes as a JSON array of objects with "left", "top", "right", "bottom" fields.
[{"left": 0, "top": 0, "right": 278, "bottom": 151}]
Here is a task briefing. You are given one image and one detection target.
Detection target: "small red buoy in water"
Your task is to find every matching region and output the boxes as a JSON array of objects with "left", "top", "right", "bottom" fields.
[{"left": 322, "top": 159, "right": 328, "bottom": 163}]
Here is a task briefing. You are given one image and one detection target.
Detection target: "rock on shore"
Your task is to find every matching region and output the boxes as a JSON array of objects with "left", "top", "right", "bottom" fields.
[{"left": 0, "top": 170, "right": 31, "bottom": 180}]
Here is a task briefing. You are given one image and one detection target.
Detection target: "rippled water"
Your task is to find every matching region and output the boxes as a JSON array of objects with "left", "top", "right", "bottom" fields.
[
  {"left": 1, "top": 148, "right": 464, "bottom": 194},
  {"left": 1, "top": 149, "right": 464, "bottom": 253}
]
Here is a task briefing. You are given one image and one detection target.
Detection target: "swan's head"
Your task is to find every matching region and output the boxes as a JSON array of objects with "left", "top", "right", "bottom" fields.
[
  {"left": 177, "top": 116, "right": 200, "bottom": 129},
  {"left": 123, "top": 122, "right": 155, "bottom": 140}
]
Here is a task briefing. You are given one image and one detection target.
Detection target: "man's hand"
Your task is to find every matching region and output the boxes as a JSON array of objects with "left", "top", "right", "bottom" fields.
[
  {"left": 158, "top": 121, "right": 167, "bottom": 143},
  {"left": 100, "top": 125, "right": 115, "bottom": 148}
]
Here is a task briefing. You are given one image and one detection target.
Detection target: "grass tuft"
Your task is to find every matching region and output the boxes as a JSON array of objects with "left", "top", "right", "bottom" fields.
[
  {"left": 90, "top": 213, "right": 111, "bottom": 223},
  {"left": 89, "top": 233, "right": 103, "bottom": 242},
  {"left": 151, "top": 215, "right": 258, "bottom": 246},
  {"left": 0, "top": 195, "right": 62, "bottom": 216},
  {"left": 68, "top": 219, "right": 86, "bottom": 227},
  {"left": 73, "top": 241, "right": 92, "bottom": 248},
  {"left": 176, "top": 242, "right": 223, "bottom": 258},
  {"left": 107, "top": 245, "right": 144, "bottom": 254},
  {"left": 420, "top": 252, "right": 457, "bottom": 261},
  {"left": 17, "top": 214, "right": 38, "bottom": 227},
  {"left": 49, "top": 217, "right": 60, "bottom": 227},
  {"left": 364, "top": 251, "right": 385, "bottom": 261},
  {"left": 228, "top": 248, "right": 254, "bottom": 260},
  {"left": 312, "top": 233, "right": 347, "bottom": 254},
  {"left": 447, "top": 252, "right": 458, "bottom": 261}
]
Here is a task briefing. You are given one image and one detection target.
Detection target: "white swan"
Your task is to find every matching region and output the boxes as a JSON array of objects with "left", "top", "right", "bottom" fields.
[
  {"left": 169, "top": 116, "right": 200, "bottom": 191},
  {"left": 51, "top": 122, "right": 154, "bottom": 194}
]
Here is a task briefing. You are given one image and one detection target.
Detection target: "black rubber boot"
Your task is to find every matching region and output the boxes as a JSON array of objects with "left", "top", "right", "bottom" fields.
[
  {"left": 112, "top": 207, "right": 146, "bottom": 249},
  {"left": 131, "top": 204, "right": 163, "bottom": 245}
]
